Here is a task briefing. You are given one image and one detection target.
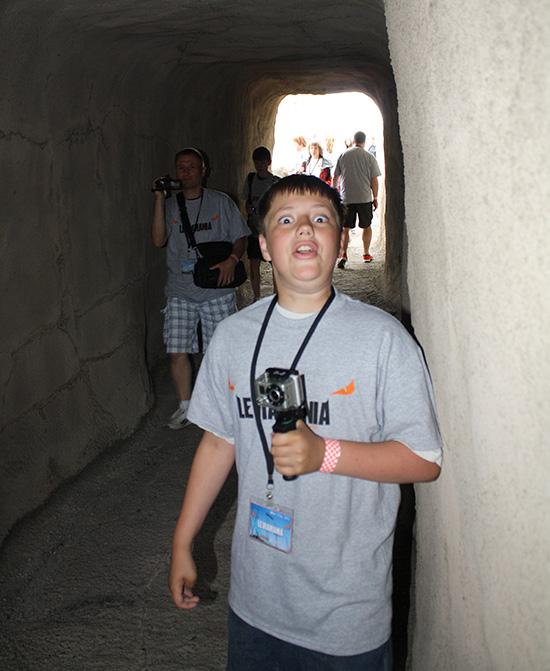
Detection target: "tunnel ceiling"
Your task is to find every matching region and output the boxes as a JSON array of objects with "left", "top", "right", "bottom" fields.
[{"left": 5, "top": 0, "right": 390, "bottom": 79}]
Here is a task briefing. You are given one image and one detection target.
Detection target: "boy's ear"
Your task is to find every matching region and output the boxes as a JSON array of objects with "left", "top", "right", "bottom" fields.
[
  {"left": 259, "top": 234, "right": 272, "bottom": 262},
  {"left": 339, "top": 230, "right": 345, "bottom": 255}
]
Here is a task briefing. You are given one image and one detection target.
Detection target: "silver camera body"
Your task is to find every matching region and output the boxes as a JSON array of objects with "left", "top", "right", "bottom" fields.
[
  {"left": 254, "top": 368, "right": 306, "bottom": 412},
  {"left": 254, "top": 367, "right": 307, "bottom": 482}
]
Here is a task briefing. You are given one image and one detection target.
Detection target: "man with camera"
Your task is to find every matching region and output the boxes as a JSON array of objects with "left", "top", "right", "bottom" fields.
[{"left": 151, "top": 147, "right": 249, "bottom": 429}]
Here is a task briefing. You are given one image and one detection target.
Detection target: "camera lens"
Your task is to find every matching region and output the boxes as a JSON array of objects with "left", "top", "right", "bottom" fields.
[{"left": 266, "top": 384, "right": 284, "bottom": 406}]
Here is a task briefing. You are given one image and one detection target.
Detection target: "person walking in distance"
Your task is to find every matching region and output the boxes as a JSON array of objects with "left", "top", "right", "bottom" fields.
[{"left": 333, "top": 131, "right": 381, "bottom": 267}]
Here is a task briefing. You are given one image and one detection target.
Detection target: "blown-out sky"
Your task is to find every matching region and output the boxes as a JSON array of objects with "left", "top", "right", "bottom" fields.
[{"left": 272, "top": 92, "right": 384, "bottom": 175}]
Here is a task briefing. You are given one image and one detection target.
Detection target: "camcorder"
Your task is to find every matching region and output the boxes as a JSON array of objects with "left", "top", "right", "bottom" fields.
[
  {"left": 151, "top": 175, "right": 182, "bottom": 198},
  {"left": 254, "top": 367, "right": 308, "bottom": 481}
]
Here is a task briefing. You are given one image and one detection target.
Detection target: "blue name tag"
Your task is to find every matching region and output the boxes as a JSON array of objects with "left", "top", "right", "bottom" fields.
[
  {"left": 181, "top": 259, "right": 195, "bottom": 273},
  {"left": 249, "top": 498, "right": 293, "bottom": 553}
]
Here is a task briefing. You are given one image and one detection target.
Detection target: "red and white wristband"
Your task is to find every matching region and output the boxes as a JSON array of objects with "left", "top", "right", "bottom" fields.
[{"left": 319, "top": 439, "right": 341, "bottom": 474}]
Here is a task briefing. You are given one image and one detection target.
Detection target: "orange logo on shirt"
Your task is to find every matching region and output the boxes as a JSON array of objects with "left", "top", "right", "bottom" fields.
[
  {"left": 330, "top": 380, "right": 355, "bottom": 396},
  {"left": 211, "top": 215, "right": 219, "bottom": 220},
  {"left": 228, "top": 378, "right": 235, "bottom": 391}
]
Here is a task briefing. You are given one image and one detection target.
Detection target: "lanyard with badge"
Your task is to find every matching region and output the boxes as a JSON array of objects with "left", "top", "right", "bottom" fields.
[
  {"left": 178, "top": 192, "right": 204, "bottom": 273},
  {"left": 248, "top": 287, "right": 335, "bottom": 553}
]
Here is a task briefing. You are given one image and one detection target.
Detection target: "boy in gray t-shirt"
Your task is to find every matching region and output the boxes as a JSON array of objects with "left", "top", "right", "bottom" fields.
[{"left": 169, "top": 175, "right": 442, "bottom": 670}]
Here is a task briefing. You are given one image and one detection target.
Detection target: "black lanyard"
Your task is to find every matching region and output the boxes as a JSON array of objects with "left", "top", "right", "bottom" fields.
[
  {"left": 249, "top": 287, "right": 336, "bottom": 495},
  {"left": 176, "top": 191, "right": 204, "bottom": 256}
]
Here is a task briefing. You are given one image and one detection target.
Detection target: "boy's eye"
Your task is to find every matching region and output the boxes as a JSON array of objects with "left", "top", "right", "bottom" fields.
[
  {"left": 279, "top": 216, "right": 294, "bottom": 224},
  {"left": 313, "top": 215, "right": 329, "bottom": 223}
]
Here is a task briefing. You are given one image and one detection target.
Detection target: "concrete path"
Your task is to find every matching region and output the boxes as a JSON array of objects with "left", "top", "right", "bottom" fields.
[
  {"left": 0, "top": 357, "right": 237, "bottom": 670},
  {"left": 0, "top": 225, "right": 412, "bottom": 670}
]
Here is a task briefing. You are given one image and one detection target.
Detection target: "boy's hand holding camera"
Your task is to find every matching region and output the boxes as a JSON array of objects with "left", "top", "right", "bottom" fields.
[
  {"left": 270, "top": 420, "right": 325, "bottom": 477},
  {"left": 271, "top": 427, "right": 440, "bottom": 483}
]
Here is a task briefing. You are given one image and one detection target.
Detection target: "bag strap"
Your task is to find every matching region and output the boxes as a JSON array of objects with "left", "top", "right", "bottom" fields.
[
  {"left": 176, "top": 192, "right": 199, "bottom": 252},
  {"left": 247, "top": 171, "right": 255, "bottom": 204}
]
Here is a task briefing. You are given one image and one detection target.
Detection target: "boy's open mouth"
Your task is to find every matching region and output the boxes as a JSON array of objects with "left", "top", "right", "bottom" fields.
[{"left": 295, "top": 243, "right": 316, "bottom": 255}]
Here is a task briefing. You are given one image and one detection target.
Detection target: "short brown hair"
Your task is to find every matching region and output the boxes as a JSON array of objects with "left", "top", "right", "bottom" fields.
[{"left": 257, "top": 174, "right": 344, "bottom": 236}]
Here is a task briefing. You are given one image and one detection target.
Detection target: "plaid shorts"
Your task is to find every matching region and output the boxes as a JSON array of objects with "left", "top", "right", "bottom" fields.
[{"left": 163, "top": 293, "right": 236, "bottom": 354}]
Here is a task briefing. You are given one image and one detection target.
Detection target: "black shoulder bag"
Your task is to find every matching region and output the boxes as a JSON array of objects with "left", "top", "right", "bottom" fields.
[{"left": 176, "top": 192, "right": 247, "bottom": 289}]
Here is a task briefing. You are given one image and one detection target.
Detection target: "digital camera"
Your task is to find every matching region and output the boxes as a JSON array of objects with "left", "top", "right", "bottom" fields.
[
  {"left": 255, "top": 368, "right": 307, "bottom": 482},
  {"left": 152, "top": 176, "right": 182, "bottom": 195},
  {"left": 254, "top": 367, "right": 307, "bottom": 414}
]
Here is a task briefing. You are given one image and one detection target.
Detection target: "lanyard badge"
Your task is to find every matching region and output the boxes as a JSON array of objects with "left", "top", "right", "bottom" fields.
[
  {"left": 249, "top": 287, "right": 335, "bottom": 498},
  {"left": 249, "top": 497, "right": 293, "bottom": 553},
  {"left": 247, "top": 288, "right": 335, "bottom": 554},
  {"left": 250, "top": 368, "right": 304, "bottom": 551}
]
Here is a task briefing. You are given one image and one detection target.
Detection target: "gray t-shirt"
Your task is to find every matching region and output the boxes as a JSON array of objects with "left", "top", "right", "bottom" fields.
[
  {"left": 334, "top": 146, "right": 381, "bottom": 203},
  {"left": 241, "top": 172, "right": 279, "bottom": 236},
  {"left": 188, "top": 291, "right": 442, "bottom": 655},
  {"left": 164, "top": 188, "right": 249, "bottom": 303}
]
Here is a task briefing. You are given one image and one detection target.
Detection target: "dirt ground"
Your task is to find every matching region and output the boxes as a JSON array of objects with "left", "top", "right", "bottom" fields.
[{"left": 0, "top": 217, "right": 415, "bottom": 670}]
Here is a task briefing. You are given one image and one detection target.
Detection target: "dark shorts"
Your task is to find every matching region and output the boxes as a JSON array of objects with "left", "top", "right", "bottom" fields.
[
  {"left": 247, "top": 234, "right": 265, "bottom": 260},
  {"left": 227, "top": 608, "right": 393, "bottom": 671},
  {"left": 344, "top": 202, "right": 373, "bottom": 229}
]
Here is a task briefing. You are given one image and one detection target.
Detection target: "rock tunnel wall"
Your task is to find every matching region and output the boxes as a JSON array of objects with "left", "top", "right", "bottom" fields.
[
  {"left": 385, "top": 1, "right": 550, "bottom": 669},
  {"left": 0, "top": 3, "right": 402, "bottom": 541}
]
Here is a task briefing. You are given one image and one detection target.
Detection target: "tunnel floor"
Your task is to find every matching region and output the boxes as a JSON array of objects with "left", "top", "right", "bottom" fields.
[{"left": 0, "top": 224, "right": 413, "bottom": 670}]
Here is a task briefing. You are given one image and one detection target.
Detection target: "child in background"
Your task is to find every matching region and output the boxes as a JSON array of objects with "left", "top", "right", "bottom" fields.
[
  {"left": 170, "top": 175, "right": 442, "bottom": 670},
  {"left": 241, "top": 146, "right": 279, "bottom": 301}
]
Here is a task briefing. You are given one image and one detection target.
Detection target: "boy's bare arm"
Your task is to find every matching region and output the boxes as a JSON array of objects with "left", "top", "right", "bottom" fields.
[
  {"left": 169, "top": 430, "right": 235, "bottom": 610},
  {"left": 270, "top": 420, "right": 440, "bottom": 483}
]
